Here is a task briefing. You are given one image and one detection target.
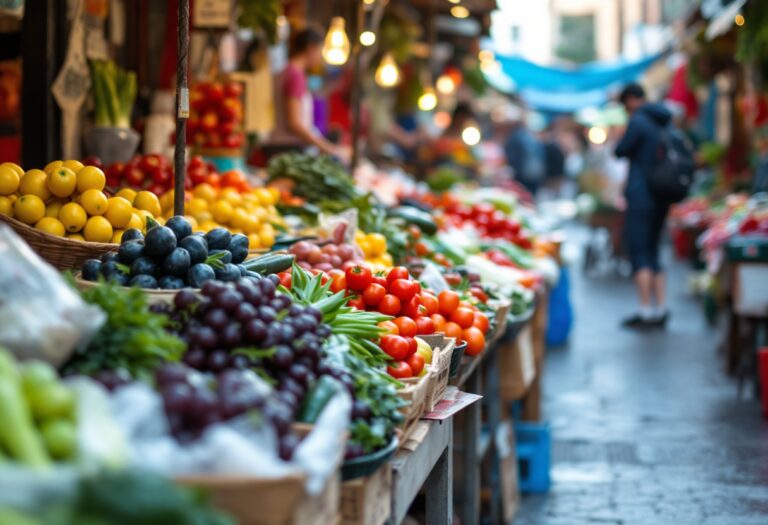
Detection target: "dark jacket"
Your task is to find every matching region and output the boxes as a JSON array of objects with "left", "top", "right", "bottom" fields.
[{"left": 615, "top": 103, "right": 672, "bottom": 209}]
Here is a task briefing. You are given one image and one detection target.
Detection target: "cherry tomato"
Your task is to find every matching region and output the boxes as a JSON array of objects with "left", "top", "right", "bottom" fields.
[
  {"left": 443, "top": 321, "right": 463, "bottom": 340},
  {"left": 378, "top": 320, "right": 399, "bottom": 335},
  {"left": 400, "top": 296, "right": 425, "bottom": 318},
  {"left": 390, "top": 279, "right": 417, "bottom": 302},
  {"left": 277, "top": 272, "right": 292, "bottom": 289},
  {"left": 387, "top": 361, "right": 413, "bottom": 379},
  {"left": 393, "top": 316, "right": 417, "bottom": 338},
  {"left": 345, "top": 264, "right": 372, "bottom": 291},
  {"left": 470, "top": 287, "right": 489, "bottom": 303},
  {"left": 405, "top": 336, "right": 418, "bottom": 357},
  {"left": 415, "top": 316, "right": 435, "bottom": 335},
  {"left": 387, "top": 266, "right": 409, "bottom": 284},
  {"left": 362, "top": 283, "right": 387, "bottom": 306},
  {"left": 431, "top": 313, "right": 447, "bottom": 333},
  {"left": 380, "top": 335, "right": 410, "bottom": 360},
  {"left": 438, "top": 290, "right": 460, "bottom": 316},
  {"left": 348, "top": 297, "right": 366, "bottom": 310},
  {"left": 371, "top": 274, "right": 388, "bottom": 288},
  {"left": 420, "top": 293, "right": 439, "bottom": 316},
  {"left": 407, "top": 353, "right": 425, "bottom": 376},
  {"left": 330, "top": 272, "right": 347, "bottom": 293},
  {"left": 124, "top": 167, "right": 145, "bottom": 187},
  {"left": 463, "top": 326, "right": 486, "bottom": 356},
  {"left": 473, "top": 312, "right": 490, "bottom": 333},
  {"left": 378, "top": 294, "right": 402, "bottom": 316},
  {"left": 450, "top": 307, "right": 476, "bottom": 329},
  {"left": 414, "top": 241, "right": 430, "bottom": 257}
]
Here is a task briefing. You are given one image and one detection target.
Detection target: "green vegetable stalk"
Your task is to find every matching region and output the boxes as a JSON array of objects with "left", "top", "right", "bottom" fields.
[
  {"left": 0, "top": 350, "right": 50, "bottom": 468},
  {"left": 89, "top": 60, "right": 137, "bottom": 128}
]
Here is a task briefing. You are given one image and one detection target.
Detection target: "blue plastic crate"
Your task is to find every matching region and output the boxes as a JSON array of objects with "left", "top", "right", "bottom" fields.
[{"left": 515, "top": 422, "right": 551, "bottom": 493}]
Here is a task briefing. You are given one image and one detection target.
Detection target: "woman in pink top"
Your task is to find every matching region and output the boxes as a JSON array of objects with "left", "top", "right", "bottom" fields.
[{"left": 270, "top": 28, "right": 350, "bottom": 163}]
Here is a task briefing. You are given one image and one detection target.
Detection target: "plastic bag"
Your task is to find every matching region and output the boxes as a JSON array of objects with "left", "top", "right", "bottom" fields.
[
  {"left": 0, "top": 226, "right": 105, "bottom": 366},
  {"left": 318, "top": 209, "right": 358, "bottom": 244}
]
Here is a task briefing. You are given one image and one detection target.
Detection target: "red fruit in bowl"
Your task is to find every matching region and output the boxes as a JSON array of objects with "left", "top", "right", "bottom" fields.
[
  {"left": 150, "top": 166, "right": 171, "bottom": 185},
  {"left": 105, "top": 162, "right": 125, "bottom": 185},
  {"left": 224, "top": 82, "right": 243, "bottom": 98},
  {"left": 201, "top": 112, "right": 218, "bottom": 132},
  {"left": 124, "top": 166, "right": 145, "bottom": 188},
  {"left": 206, "top": 82, "right": 225, "bottom": 103},
  {"left": 139, "top": 154, "right": 161, "bottom": 172},
  {"left": 206, "top": 133, "right": 221, "bottom": 148},
  {"left": 222, "top": 133, "right": 244, "bottom": 148},
  {"left": 189, "top": 155, "right": 206, "bottom": 171},
  {"left": 218, "top": 120, "right": 236, "bottom": 136},
  {"left": 188, "top": 166, "right": 208, "bottom": 185},
  {"left": 149, "top": 183, "right": 167, "bottom": 196}
]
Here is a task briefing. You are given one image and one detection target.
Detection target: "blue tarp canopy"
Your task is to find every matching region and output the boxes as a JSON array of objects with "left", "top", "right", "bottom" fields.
[{"left": 486, "top": 51, "right": 667, "bottom": 113}]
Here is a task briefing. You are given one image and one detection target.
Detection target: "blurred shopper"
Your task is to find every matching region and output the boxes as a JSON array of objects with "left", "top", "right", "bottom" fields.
[
  {"left": 504, "top": 112, "right": 545, "bottom": 196},
  {"left": 542, "top": 125, "right": 566, "bottom": 197},
  {"left": 615, "top": 83, "right": 672, "bottom": 329},
  {"left": 267, "top": 28, "right": 349, "bottom": 162}
]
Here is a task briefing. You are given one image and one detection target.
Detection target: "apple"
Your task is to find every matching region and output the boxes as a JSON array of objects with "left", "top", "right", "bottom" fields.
[{"left": 224, "top": 82, "right": 243, "bottom": 98}]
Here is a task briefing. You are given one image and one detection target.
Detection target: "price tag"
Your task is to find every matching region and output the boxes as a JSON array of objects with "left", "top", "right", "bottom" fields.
[
  {"left": 178, "top": 88, "right": 190, "bottom": 119},
  {"left": 193, "top": 0, "right": 231, "bottom": 28}
]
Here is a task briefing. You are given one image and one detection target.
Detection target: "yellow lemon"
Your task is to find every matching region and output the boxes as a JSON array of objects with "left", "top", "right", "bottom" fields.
[
  {"left": 80, "top": 189, "right": 109, "bottom": 216},
  {"left": 35, "top": 217, "right": 66, "bottom": 237},
  {"left": 67, "top": 233, "right": 85, "bottom": 241},
  {"left": 0, "top": 165, "right": 20, "bottom": 195},
  {"left": 47, "top": 168, "right": 77, "bottom": 198},
  {"left": 367, "top": 233, "right": 387, "bottom": 256},
  {"left": 104, "top": 196, "right": 133, "bottom": 228},
  {"left": 187, "top": 197, "right": 208, "bottom": 216},
  {"left": 43, "top": 160, "right": 63, "bottom": 174},
  {"left": 159, "top": 190, "right": 174, "bottom": 212},
  {"left": 115, "top": 188, "right": 137, "bottom": 205},
  {"left": 134, "top": 209, "right": 154, "bottom": 230},
  {"left": 133, "top": 191, "right": 162, "bottom": 218},
  {"left": 183, "top": 215, "right": 199, "bottom": 229},
  {"left": 198, "top": 219, "right": 218, "bottom": 232},
  {"left": 230, "top": 207, "right": 251, "bottom": 230},
  {"left": 154, "top": 216, "right": 166, "bottom": 226},
  {"left": 255, "top": 187, "right": 274, "bottom": 206},
  {"left": 248, "top": 233, "right": 262, "bottom": 249},
  {"left": 193, "top": 183, "right": 218, "bottom": 202},
  {"left": 14, "top": 194, "right": 46, "bottom": 224},
  {"left": 211, "top": 200, "right": 233, "bottom": 223},
  {"left": 83, "top": 216, "right": 113, "bottom": 243},
  {"left": 111, "top": 229, "right": 125, "bottom": 244},
  {"left": 45, "top": 199, "right": 67, "bottom": 218},
  {"left": 76, "top": 166, "right": 106, "bottom": 192},
  {"left": 195, "top": 210, "right": 213, "bottom": 224},
  {"left": 126, "top": 212, "right": 144, "bottom": 231},
  {"left": 259, "top": 230, "right": 275, "bottom": 248},
  {"left": 0, "top": 196, "right": 13, "bottom": 216},
  {"left": 219, "top": 188, "right": 243, "bottom": 206},
  {"left": 267, "top": 186, "right": 280, "bottom": 204},
  {"left": 7, "top": 193, "right": 18, "bottom": 203},
  {"left": 59, "top": 202, "right": 88, "bottom": 232},
  {"left": 1, "top": 162, "right": 23, "bottom": 178},
  {"left": 19, "top": 169, "right": 51, "bottom": 200},
  {"left": 62, "top": 159, "right": 84, "bottom": 172},
  {"left": 244, "top": 215, "right": 261, "bottom": 234}
]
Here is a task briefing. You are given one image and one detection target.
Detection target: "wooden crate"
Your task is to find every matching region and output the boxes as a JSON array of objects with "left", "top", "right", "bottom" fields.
[
  {"left": 396, "top": 372, "right": 431, "bottom": 445},
  {"left": 340, "top": 465, "right": 392, "bottom": 525}
]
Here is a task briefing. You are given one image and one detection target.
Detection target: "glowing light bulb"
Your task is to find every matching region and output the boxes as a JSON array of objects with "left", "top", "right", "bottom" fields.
[
  {"left": 434, "top": 111, "right": 451, "bottom": 128},
  {"left": 735, "top": 14, "right": 745, "bottom": 26},
  {"left": 462, "top": 125, "right": 481, "bottom": 146},
  {"left": 478, "top": 50, "right": 494, "bottom": 62},
  {"left": 588, "top": 126, "right": 607, "bottom": 145},
  {"left": 451, "top": 6, "right": 470, "bottom": 18},
  {"left": 418, "top": 87, "right": 438, "bottom": 111},
  {"left": 436, "top": 74, "right": 456, "bottom": 95},
  {"left": 375, "top": 53, "right": 400, "bottom": 87},
  {"left": 322, "top": 17, "right": 350, "bottom": 66},
  {"left": 360, "top": 31, "right": 376, "bottom": 47}
]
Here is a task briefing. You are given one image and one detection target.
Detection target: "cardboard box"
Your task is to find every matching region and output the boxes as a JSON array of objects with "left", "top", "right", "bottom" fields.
[{"left": 499, "top": 325, "right": 536, "bottom": 401}]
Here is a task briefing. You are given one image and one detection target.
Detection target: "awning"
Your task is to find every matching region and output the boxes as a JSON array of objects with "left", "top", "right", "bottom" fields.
[{"left": 705, "top": 0, "right": 747, "bottom": 40}]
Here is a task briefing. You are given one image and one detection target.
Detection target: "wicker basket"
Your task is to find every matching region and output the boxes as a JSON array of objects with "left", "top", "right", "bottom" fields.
[
  {"left": 417, "top": 334, "right": 455, "bottom": 412},
  {"left": 0, "top": 214, "right": 116, "bottom": 270},
  {"left": 73, "top": 273, "right": 190, "bottom": 304},
  {"left": 396, "top": 367, "right": 433, "bottom": 446}
]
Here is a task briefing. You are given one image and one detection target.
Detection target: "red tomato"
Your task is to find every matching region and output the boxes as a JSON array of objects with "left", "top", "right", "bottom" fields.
[
  {"left": 378, "top": 294, "right": 402, "bottom": 316},
  {"left": 444, "top": 322, "right": 463, "bottom": 340},
  {"left": 431, "top": 313, "right": 447, "bottom": 333},
  {"left": 362, "top": 283, "right": 387, "bottom": 306},
  {"left": 420, "top": 293, "right": 439, "bottom": 316},
  {"left": 330, "top": 272, "right": 347, "bottom": 293},
  {"left": 438, "top": 290, "right": 460, "bottom": 316},
  {"left": 450, "top": 307, "right": 476, "bottom": 329},
  {"left": 221, "top": 170, "right": 246, "bottom": 189},
  {"left": 387, "top": 266, "right": 409, "bottom": 284},
  {"left": 400, "top": 296, "right": 425, "bottom": 319},
  {"left": 224, "top": 82, "right": 243, "bottom": 98},
  {"left": 371, "top": 274, "right": 388, "bottom": 288},
  {"left": 124, "top": 167, "right": 145, "bottom": 188},
  {"left": 345, "top": 264, "right": 373, "bottom": 292},
  {"left": 150, "top": 166, "right": 171, "bottom": 185},
  {"left": 393, "top": 317, "right": 417, "bottom": 338},
  {"left": 206, "top": 173, "right": 221, "bottom": 188},
  {"left": 405, "top": 336, "right": 418, "bottom": 357},
  {"left": 415, "top": 316, "right": 435, "bottom": 335},
  {"left": 380, "top": 335, "right": 410, "bottom": 360},
  {"left": 105, "top": 162, "right": 125, "bottom": 186},
  {"left": 463, "top": 327, "right": 486, "bottom": 356},
  {"left": 148, "top": 184, "right": 167, "bottom": 197},
  {"left": 378, "top": 320, "right": 399, "bottom": 335},
  {"left": 277, "top": 272, "right": 292, "bottom": 289},
  {"left": 188, "top": 155, "right": 206, "bottom": 170},
  {"left": 188, "top": 166, "right": 208, "bottom": 185},
  {"left": 348, "top": 297, "right": 366, "bottom": 310},
  {"left": 473, "top": 312, "right": 490, "bottom": 333},
  {"left": 413, "top": 281, "right": 422, "bottom": 295},
  {"left": 407, "top": 353, "right": 425, "bottom": 376},
  {"left": 470, "top": 287, "right": 489, "bottom": 303},
  {"left": 390, "top": 279, "right": 417, "bottom": 302},
  {"left": 387, "top": 361, "right": 413, "bottom": 379}
]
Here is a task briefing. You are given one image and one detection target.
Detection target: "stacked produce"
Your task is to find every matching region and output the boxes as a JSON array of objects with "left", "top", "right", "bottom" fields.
[
  {"left": 0, "top": 161, "right": 159, "bottom": 242},
  {"left": 287, "top": 238, "right": 363, "bottom": 274},
  {"left": 187, "top": 81, "right": 245, "bottom": 150},
  {"left": 356, "top": 230, "right": 394, "bottom": 268}
]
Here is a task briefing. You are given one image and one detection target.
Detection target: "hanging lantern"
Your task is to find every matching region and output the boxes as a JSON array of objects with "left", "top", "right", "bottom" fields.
[
  {"left": 418, "top": 86, "right": 438, "bottom": 111},
  {"left": 375, "top": 53, "right": 400, "bottom": 87},
  {"left": 323, "top": 17, "right": 350, "bottom": 66}
]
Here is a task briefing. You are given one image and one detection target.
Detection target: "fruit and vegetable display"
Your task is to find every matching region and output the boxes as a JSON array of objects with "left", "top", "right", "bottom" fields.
[{"left": 187, "top": 81, "right": 245, "bottom": 151}]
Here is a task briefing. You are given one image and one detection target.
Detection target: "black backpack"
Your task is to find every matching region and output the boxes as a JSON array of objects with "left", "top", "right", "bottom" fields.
[{"left": 648, "top": 126, "right": 696, "bottom": 204}]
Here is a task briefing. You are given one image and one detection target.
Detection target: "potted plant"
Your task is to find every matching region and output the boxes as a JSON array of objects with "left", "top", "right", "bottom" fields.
[{"left": 84, "top": 60, "right": 139, "bottom": 166}]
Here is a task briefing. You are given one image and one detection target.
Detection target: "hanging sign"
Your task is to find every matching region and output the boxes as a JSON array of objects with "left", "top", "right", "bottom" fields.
[{"left": 193, "top": 0, "right": 232, "bottom": 29}]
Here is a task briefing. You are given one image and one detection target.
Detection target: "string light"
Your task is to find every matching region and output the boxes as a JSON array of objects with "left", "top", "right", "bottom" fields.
[
  {"left": 436, "top": 74, "right": 456, "bottom": 94},
  {"left": 462, "top": 125, "right": 481, "bottom": 146},
  {"left": 478, "top": 50, "right": 494, "bottom": 62},
  {"left": 418, "top": 87, "right": 438, "bottom": 111},
  {"left": 375, "top": 53, "right": 400, "bottom": 87},
  {"left": 322, "top": 17, "right": 350, "bottom": 66},
  {"left": 360, "top": 31, "right": 376, "bottom": 47},
  {"left": 735, "top": 14, "right": 745, "bottom": 26},
  {"left": 451, "top": 5, "right": 470, "bottom": 18},
  {"left": 588, "top": 126, "right": 607, "bottom": 145}
]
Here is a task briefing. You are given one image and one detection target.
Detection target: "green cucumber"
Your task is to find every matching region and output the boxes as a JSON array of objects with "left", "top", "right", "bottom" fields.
[
  {"left": 243, "top": 253, "right": 295, "bottom": 275},
  {"left": 387, "top": 206, "right": 438, "bottom": 235},
  {"left": 298, "top": 376, "right": 343, "bottom": 423}
]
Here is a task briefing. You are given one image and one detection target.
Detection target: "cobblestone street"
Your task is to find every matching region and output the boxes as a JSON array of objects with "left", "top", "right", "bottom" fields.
[{"left": 515, "top": 240, "right": 768, "bottom": 525}]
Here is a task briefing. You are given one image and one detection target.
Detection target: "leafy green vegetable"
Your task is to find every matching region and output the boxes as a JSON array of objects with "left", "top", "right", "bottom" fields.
[
  {"left": 64, "top": 283, "right": 185, "bottom": 379},
  {"left": 267, "top": 153, "right": 361, "bottom": 203},
  {"left": 238, "top": 0, "right": 282, "bottom": 45},
  {"left": 89, "top": 60, "right": 137, "bottom": 128}
]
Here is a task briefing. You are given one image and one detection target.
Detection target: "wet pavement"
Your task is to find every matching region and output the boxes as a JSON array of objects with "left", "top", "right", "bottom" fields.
[{"left": 514, "top": 234, "right": 768, "bottom": 525}]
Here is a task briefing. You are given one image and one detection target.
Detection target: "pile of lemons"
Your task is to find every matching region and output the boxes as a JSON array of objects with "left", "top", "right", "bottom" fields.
[
  {"left": 0, "top": 161, "right": 161, "bottom": 243},
  {"left": 355, "top": 230, "right": 394, "bottom": 268},
  {"left": 159, "top": 183, "right": 283, "bottom": 250}
]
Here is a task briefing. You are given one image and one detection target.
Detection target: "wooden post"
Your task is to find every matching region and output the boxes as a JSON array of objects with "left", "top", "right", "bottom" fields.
[
  {"left": 349, "top": 0, "right": 365, "bottom": 171},
  {"left": 173, "top": 0, "right": 190, "bottom": 216}
]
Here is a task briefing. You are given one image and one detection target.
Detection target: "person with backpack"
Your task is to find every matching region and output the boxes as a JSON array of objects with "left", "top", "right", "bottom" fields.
[{"left": 615, "top": 83, "right": 690, "bottom": 329}]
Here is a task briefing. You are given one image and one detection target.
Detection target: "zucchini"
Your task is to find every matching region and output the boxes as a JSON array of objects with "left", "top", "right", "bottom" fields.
[
  {"left": 243, "top": 253, "right": 295, "bottom": 274},
  {"left": 387, "top": 206, "right": 438, "bottom": 235},
  {"left": 298, "top": 375, "right": 343, "bottom": 423}
]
